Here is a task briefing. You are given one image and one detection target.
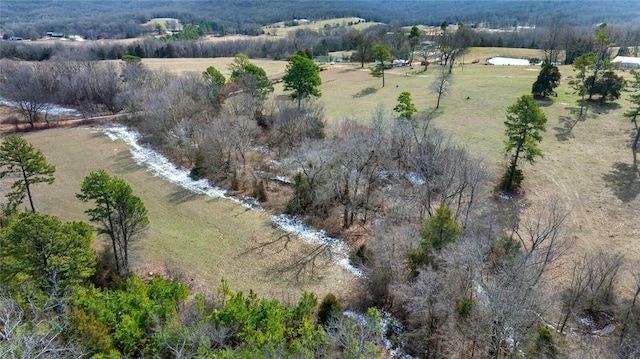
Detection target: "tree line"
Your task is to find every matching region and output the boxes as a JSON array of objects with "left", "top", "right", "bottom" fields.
[
  {"left": 3, "top": 18, "right": 640, "bottom": 69},
  {"left": 3, "top": 0, "right": 640, "bottom": 41}
]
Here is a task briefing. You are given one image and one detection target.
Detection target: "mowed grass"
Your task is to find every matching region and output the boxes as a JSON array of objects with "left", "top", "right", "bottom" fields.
[{"left": 10, "top": 127, "right": 355, "bottom": 300}]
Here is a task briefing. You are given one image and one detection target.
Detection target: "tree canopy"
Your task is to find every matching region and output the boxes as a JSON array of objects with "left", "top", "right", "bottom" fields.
[
  {"left": 228, "top": 53, "right": 273, "bottom": 98},
  {"left": 1, "top": 213, "right": 95, "bottom": 314},
  {"left": 0, "top": 135, "right": 56, "bottom": 213},
  {"left": 283, "top": 54, "right": 322, "bottom": 109},
  {"left": 393, "top": 91, "right": 417, "bottom": 122},
  {"left": 202, "top": 65, "right": 226, "bottom": 87}
]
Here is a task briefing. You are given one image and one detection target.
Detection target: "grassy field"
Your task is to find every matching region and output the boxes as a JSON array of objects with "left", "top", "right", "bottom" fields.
[
  {"left": 263, "top": 17, "right": 381, "bottom": 37},
  {"left": 7, "top": 127, "right": 355, "bottom": 300}
]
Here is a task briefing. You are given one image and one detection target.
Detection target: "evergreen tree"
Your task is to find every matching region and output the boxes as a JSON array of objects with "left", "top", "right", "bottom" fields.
[
  {"left": 0, "top": 135, "right": 55, "bottom": 213},
  {"left": 501, "top": 95, "right": 547, "bottom": 191},
  {"left": 393, "top": 91, "right": 417, "bottom": 123},
  {"left": 532, "top": 61, "right": 561, "bottom": 98},
  {"left": 1, "top": 213, "right": 96, "bottom": 314},
  {"left": 370, "top": 45, "right": 392, "bottom": 87}
]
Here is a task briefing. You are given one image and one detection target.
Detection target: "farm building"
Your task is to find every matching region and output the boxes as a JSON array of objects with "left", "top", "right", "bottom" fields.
[{"left": 613, "top": 56, "right": 640, "bottom": 69}]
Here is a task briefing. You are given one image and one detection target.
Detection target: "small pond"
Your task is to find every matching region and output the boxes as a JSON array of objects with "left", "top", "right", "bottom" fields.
[{"left": 487, "top": 57, "right": 533, "bottom": 66}]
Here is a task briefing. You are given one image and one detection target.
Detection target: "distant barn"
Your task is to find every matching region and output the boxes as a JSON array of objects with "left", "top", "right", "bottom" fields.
[{"left": 613, "top": 56, "right": 640, "bottom": 69}]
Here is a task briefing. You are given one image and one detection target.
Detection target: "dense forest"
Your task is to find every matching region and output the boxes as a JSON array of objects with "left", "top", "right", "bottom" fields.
[{"left": 2, "top": 1, "right": 640, "bottom": 358}]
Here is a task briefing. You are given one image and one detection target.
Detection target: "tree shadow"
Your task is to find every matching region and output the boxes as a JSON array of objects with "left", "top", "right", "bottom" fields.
[
  {"left": 534, "top": 97, "right": 555, "bottom": 107},
  {"left": 241, "top": 234, "right": 331, "bottom": 285},
  {"left": 352, "top": 86, "right": 378, "bottom": 98},
  {"left": 590, "top": 101, "right": 621, "bottom": 114},
  {"left": 602, "top": 162, "right": 640, "bottom": 203},
  {"left": 554, "top": 106, "right": 593, "bottom": 142},
  {"left": 167, "top": 187, "right": 201, "bottom": 204}
]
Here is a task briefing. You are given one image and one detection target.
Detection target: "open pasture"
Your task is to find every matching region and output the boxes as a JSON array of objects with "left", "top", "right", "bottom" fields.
[{"left": 13, "top": 127, "right": 354, "bottom": 300}]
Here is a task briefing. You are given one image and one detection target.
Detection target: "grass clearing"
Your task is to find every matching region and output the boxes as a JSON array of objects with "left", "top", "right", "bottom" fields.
[
  {"left": 10, "top": 127, "right": 355, "bottom": 300},
  {"left": 141, "top": 57, "right": 289, "bottom": 78},
  {"left": 264, "top": 17, "right": 380, "bottom": 37}
]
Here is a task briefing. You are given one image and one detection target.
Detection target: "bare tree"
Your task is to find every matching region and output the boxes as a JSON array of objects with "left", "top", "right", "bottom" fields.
[
  {"left": 1, "top": 61, "right": 55, "bottom": 128},
  {"left": 330, "top": 121, "right": 384, "bottom": 229},
  {"left": 558, "top": 252, "right": 623, "bottom": 333},
  {"left": 430, "top": 65, "right": 453, "bottom": 110},
  {"left": 474, "top": 198, "right": 569, "bottom": 358},
  {"left": 542, "top": 14, "right": 565, "bottom": 64},
  {"left": 0, "top": 291, "right": 85, "bottom": 359},
  {"left": 617, "top": 273, "right": 640, "bottom": 358}
]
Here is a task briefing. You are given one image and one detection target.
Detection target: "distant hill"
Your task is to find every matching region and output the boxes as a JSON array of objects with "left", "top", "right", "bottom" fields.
[{"left": 2, "top": 1, "right": 640, "bottom": 40}]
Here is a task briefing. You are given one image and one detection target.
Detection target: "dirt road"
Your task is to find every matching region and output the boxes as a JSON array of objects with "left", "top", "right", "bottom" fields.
[{"left": 0, "top": 113, "right": 127, "bottom": 133}]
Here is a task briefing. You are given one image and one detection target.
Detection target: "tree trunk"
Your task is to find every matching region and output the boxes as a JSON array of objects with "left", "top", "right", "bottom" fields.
[
  {"left": 342, "top": 180, "right": 350, "bottom": 229},
  {"left": 506, "top": 144, "right": 522, "bottom": 190},
  {"left": 632, "top": 127, "right": 640, "bottom": 171},
  {"left": 21, "top": 166, "right": 36, "bottom": 213}
]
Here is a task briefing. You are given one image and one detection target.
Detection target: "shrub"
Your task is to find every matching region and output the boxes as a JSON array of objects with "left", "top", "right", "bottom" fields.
[
  {"left": 318, "top": 293, "right": 342, "bottom": 326},
  {"left": 456, "top": 298, "right": 475, "bottom": 318},
  {"left": 252, "top": 180, "right": 267, "bottom": 202},
  {"left": 349, "top": 244, "right": 371, "bottom": 267}
]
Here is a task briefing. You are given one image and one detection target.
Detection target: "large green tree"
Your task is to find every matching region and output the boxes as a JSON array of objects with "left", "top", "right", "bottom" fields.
[
  {"left": 77, "top": 170, "right": 149, "bottom": 277},
  {"left": 569, "top": 24, "right": 624, "bottom": 105},
  {"left": 0, "top": 135, "right": 55, "bottom": 213},
  {"left": 370, "top": 44, "right": 392, "bottom": 87},
  {"left": 0, "top": 213, "right": 95, "bottom": 314},
  {"left": 283, "top": 54, "right": 322, "bottom": 109},
  {"left": 532, "top": 61, "right": 561, "bottom": 98},
  {"left": 501, "top": 95, "right": 547, "bottom": 191},
  {"left": 228, "top": 53, "right": 273, "bottom": 98}
]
